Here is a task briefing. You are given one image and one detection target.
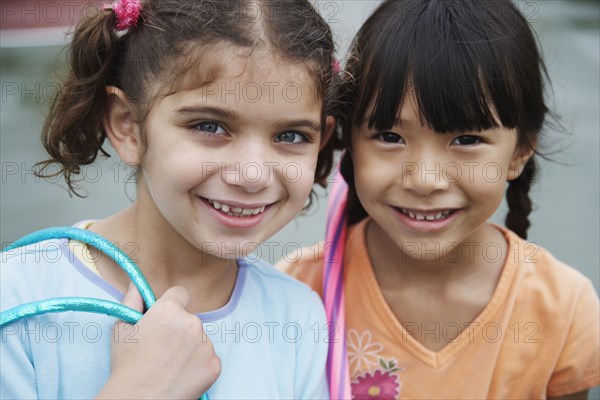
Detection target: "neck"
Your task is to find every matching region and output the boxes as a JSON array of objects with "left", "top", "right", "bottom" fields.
[
  {"left": 365, "top": 220, "right": 506, "bottom": 288},
  {"left": 90, "top": 204, "right": 238, "bottom": 314}
]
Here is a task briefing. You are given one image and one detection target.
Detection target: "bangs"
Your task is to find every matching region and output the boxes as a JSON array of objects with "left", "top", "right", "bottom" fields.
[{"left": 352, "top": 0, "right": 539, "bottom": 134}]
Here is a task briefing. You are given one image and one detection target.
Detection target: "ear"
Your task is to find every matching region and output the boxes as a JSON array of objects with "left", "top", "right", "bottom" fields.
[
  {"left": 319, "top": 116, "right": 336, "bottom": 151},
  {"left": 507, "top": 141, "right": 536, "bottom": 181},
  {"left": 103, "top": 86, "right": 142, "bottom": 165}
]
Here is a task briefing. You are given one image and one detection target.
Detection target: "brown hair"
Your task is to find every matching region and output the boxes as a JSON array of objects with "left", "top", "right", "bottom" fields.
[
  {"left": 36, "top": 0, "right": 338, "bottom": 207},
  {"left": 336, "top": 0, "right": 551, "bottom": 239}
]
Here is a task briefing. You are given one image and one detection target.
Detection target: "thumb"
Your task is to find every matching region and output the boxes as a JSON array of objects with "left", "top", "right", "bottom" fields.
[
  {"left": 159, "top": 286, "right": 191, "bottom": 309},
  {"left": 121, "top": 281, "right": 145, "bottom": 313}
]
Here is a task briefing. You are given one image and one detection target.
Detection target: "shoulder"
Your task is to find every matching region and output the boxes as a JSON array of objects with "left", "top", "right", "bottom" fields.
[
  {"left": 240, "top": 256, "right": 324, "bottom": 309},
  {"left": 275, "top": 242, "right": 324, "bottom": 295},
  {"left": 2, "top": 238, "right": 69, "bottom": 280},
  {"left": 502, "top": 231, "right": 600, "bottom": 395},
  {"left": 236, "top": 258, "right": 327, "bottom": 334},
  {"left": 503, "top": 227, "right": 596, "bottom": 299},
  {"left": 1, "top": 239, "right": 81, "bottom": 310},
  {"left": 500, "top": 227, "right": 599, "bottom": 333},
  {"left": 274, "top": 219, "right": 370, "bottom": 295}
]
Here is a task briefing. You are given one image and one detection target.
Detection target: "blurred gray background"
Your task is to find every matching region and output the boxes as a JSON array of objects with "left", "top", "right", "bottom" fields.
[
  {"left": 2, "top": 2, "right": 599, "bottom": 276},
  {"left": 1, "top": 1, "right": 598, "bottom": 283},
  {"left": 6, "top": 3, "right": 595, "bottom": 270},
  {"left": 1, "top": 0, "right": 599, "bottom": 357},
  {"left": 1, "top": 0, "right": 599, "bottom": 396}
]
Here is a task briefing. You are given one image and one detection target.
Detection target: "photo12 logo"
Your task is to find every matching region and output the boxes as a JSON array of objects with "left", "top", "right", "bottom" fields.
[
  {"left": 1, "top": 2, "right": 104, "bottom": 26},
  {"left": 400, "top": 321, "right": 539, "bottom": 345},
  {"left": 203, "top": 321, "right": 341, "bottom": 344},
  {"left": 1, "top": 321, "right": 138, "bottom": 344}
]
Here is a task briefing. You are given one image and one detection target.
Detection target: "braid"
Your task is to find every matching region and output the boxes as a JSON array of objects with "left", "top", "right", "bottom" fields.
[{"left": 505, "top": 156, "right": 537, "bottom": 239}]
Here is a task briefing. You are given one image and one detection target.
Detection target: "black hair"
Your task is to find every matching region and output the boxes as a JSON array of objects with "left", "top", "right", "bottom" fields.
[{"left": 336, "top": 0, "right": 550, "bottom": 239}]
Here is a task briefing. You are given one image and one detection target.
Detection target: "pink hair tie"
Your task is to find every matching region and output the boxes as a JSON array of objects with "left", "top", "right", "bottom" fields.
[
  {"left": 333, "top": 58, "right": 342, "bottom": 74},
  {"left": 106, "top": 0, "right": 142, "bottom": 31}
]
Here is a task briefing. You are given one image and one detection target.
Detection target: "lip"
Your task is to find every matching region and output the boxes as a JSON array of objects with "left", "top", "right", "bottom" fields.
[
  {"left": 203, "top": 197, "right": 273, "bottom": 209},
  {"left": 391, "top": 206, "right": 463, "bottom": 233},
  {"left": 398, "top": 207, "right": 458, "bottom": 215},
  {"left": 200, "top": 197, "right": 274, "bottom": 229}
]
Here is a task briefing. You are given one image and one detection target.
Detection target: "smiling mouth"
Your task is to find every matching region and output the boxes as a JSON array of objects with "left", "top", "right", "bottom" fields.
[
  {"left": 205, "top": 198, "right": 268, "bottom": 218},
  {"left": 396, "top": 208, "right": 459, "bottom": 221}
]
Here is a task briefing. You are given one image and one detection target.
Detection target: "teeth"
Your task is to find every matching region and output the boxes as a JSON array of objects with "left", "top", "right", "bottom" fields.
[
  {"left": 207, "top": 199, "right": 267, "bottom": 217},
  {"left": 401, "top": 208, "right": 452, "bottom": 221}
]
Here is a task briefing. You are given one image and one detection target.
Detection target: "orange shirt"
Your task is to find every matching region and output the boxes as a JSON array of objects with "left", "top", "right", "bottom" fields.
[{"left": 279, "top": 219, "right": 600, "bottom": 399}]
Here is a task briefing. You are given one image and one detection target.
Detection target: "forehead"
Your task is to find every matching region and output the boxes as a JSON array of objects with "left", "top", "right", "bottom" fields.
[
  {"left": 158, "top": 47, "right": 322, "bottom": 113},
  {"left": 359, "top": 89, "right": 424, "bottom": 128}
]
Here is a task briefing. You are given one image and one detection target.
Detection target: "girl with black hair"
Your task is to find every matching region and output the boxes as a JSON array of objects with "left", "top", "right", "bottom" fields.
[{"left": 280, "top": 1, "right": 599, "bottom": 398}]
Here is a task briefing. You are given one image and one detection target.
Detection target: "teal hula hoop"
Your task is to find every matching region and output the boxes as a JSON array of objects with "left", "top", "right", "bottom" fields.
[{"left": 1, "top": 227, "right": 209, "bottom": 400}]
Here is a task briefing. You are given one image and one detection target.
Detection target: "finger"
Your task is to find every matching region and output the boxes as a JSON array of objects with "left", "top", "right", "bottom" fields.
[
  {"left": 159, "top": 286, "right": 190, "bottom": 308},
  {"left": 121, "top": 281, "right": 144, "bottom": 313}
]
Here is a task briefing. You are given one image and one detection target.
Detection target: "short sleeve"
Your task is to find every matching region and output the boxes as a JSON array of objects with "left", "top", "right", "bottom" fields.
[
  {"left": 1, "top": 253, "right": 39, "bottom": 399},
  {"left": 547, "top": 279, "right": 600, "bottom": 397},
  {"left": 294, "top": 290, "right": 329, "bottom": 400},
  {"left": 1, "top": 319, "right": 38, "bottom": 399}
]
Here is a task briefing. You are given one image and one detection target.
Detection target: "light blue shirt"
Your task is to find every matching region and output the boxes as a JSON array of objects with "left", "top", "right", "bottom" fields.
[{"left": 1, "top": 238, "right": 329, "bottom": 399}]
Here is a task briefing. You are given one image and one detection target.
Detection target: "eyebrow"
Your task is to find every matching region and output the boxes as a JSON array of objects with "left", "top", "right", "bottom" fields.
[
  {"left": 175, "top": 105, "right": 322, "bottom": 132},
  {"left": 175, "top": 106, "right": 239, "bottom": 120},
  {"left": 281, "top": 119, "right": 322, "bottom": 133}
]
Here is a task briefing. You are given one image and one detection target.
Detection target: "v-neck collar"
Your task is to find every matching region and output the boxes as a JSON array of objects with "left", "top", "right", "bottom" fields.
[{"left": 347, "top": 219, "right": 520, "bottom": 368}]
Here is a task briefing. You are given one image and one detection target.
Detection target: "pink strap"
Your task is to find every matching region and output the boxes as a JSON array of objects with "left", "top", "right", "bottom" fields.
[{"left": 323, "top": 169, "right": 352, "bottom": 399}]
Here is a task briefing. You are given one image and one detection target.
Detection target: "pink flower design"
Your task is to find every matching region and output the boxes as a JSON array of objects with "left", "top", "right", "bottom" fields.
[{"left": 352, "top": 370, "right": 400, "bottom": 400}]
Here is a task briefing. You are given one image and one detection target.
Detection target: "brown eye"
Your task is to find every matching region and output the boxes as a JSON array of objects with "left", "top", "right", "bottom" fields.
[
  {"left": 452, "top": 135, "right": 484, "bottom": 145},
  {"left": 376, "top": 132, "right": 404, "bottom": 144}
]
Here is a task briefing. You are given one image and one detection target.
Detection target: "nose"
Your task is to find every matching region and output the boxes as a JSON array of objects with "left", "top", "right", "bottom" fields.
[
  {"left": 400, "top": 150, "right": 450, "bottom": 196},
  {"left": 221, "top": 140, "right": 274, "bottom": 193}
]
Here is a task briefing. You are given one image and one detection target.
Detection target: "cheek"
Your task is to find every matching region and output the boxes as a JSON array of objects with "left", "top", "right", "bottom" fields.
[
  {"left": 352, "top": 149, "right": 389, "bottom": 207},
  {"left": 271, "top": 151, "right": 318, "bottom": 204},
  {"left": 291, "top": 158, "right": 320, "bottom": 198},
  {"left": 477, "top": 152, "right": 517, "bottom": 189},
  {"left": 145, "top": 136, "right": 225, "bottom": 181},
  {"left": 458, "top": 162, "right": 508, "bottom": 209}
]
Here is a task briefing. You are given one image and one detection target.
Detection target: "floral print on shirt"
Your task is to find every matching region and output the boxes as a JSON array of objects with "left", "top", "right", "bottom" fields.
[{"left": 347, "top": 329, "right": 403, "bottom": 399}]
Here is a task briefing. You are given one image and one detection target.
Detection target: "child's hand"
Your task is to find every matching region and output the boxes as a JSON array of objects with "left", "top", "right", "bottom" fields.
[{"left": 97, "top": 284, "right": 221, "bottom": 399}]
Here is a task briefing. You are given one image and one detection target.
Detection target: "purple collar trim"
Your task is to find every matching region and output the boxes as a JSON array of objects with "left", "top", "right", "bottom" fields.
[{"left": 61, "top": 240, "right": 247, "bottom": 321}]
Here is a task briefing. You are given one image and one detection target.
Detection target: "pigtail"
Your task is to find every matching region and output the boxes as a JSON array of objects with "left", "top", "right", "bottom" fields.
[
  {"left": 505, "top": 156, "right": 537, "bottom": 239},
  {"left": 35, "top": 9, "right": 122, "bottom": 196}
]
